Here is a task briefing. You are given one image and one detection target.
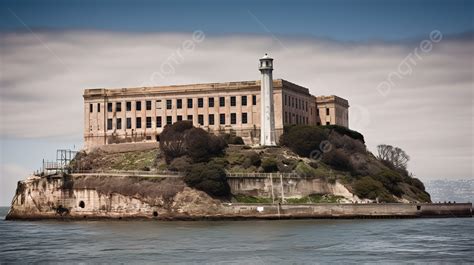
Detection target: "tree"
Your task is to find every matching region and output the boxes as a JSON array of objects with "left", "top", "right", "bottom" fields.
[
  {"left": 376, "top": 144, "right": 410, "bottom": 170},
  {"left": 280, "top": 125, "right": 328, "bottom": 157},
  {"left": 184, "top": 161, "right": 230, "bottom": 197},
  {"left": 160, "top": 121, "right": 193, "bottom": 163},
  {"left": 160, "top": 121, "right": 227, "bottom": 164}
]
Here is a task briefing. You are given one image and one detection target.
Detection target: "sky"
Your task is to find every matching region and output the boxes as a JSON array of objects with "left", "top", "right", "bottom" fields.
[{"left": 0, "top": 0, "right": 473, "bottom": 205}]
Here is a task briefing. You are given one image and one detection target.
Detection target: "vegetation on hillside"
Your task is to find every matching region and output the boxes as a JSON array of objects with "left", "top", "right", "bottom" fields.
[{"left": 70, "top": 122, "right": 430, "bottom": 203}]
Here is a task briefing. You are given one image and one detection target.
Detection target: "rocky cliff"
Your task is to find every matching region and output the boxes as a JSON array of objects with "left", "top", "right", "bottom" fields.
[{"left": 6, "top": 174, "right": 224, "bottom": 220}]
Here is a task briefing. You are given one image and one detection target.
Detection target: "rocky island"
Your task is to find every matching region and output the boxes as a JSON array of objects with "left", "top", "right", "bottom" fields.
[{"left": 6, "top": 123, "right": 472, "bottom": 220}]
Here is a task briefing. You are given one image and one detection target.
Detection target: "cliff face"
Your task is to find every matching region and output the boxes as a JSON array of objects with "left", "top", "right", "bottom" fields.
[{"left": 6, "top": 174, "right": 223, "bottom": 220}]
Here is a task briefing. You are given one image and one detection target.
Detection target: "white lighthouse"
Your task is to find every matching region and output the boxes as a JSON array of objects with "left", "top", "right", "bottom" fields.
[{"left": 259, "top": 53, "right": 277, "bottom": 146}]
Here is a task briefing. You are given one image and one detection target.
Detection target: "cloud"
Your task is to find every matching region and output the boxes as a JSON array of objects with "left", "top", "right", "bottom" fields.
[{"left": 0, "top": 30, "right": 472, "bottom": 180}]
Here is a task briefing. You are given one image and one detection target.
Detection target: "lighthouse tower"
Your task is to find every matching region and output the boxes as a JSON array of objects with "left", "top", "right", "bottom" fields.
[{"left": 259, "top": 54, "right": 276, "bottom": 146}]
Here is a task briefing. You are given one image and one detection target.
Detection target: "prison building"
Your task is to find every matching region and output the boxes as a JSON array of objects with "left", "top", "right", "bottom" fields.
[{"left": 83, "top": 79, "right": 348, "bottom": 149}]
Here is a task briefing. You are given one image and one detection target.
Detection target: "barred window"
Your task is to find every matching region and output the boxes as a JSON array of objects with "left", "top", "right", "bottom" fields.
[
  {"left": 242, "top": 113, "right": 248, "bottom": 124},
  {"left": 136, "top": 117, "right": 142, "bottom": 128},
  {"left": 231, "top": 113, "right": 236, "bottom": 124},
  {"left": 146, "top": 101, "right": 152, "bottom": 110},
  {"left": 209, "top": 114, "right": 215, "bottom": 125},
  {"left": 230, "top": 96, "right": 236, "bottom": 107},
  {"left": 156, "top": 116, "right": 162, "bottom": 128},
  {"left": 241, "top": 96, "right": 247, "bottom": 106},
  {"left": 146, "top": 117, "right": 152, "bottom": 128},
  {"left": 219, "top": 114, "right": 225, "bottom": 124},
  {"left": 177, "top": 99, "right": 182, "bottom": 109},
  {"left": 219, "top": 97, "right": 225, "bottom": 107},
  {"left": 208, "top": 97, "right": 214, "bottom": 107},
  {"left": 198, "top": 98, "right": 203, "bottom": 108}
]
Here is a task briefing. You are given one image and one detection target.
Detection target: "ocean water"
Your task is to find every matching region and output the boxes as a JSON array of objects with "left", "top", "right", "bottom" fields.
[{"left": 0, "top": 207, "right": 473, "bottom": 264}]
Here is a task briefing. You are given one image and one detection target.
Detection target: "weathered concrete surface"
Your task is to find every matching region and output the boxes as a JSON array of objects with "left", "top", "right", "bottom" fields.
[
  {"left": 228, "top": 176, "right": 363, "bottom": 202},
  {"left": 6, "top": 174, "right": 472, "bottom": 220},
  {"left": 220, "top": 203, "right": 472, "bottom": 219},
  {"left": 6, "top": 175, "right": 223, "bottom": 220}
]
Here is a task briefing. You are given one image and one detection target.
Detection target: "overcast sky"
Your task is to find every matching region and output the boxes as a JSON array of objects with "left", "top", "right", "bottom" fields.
[{"left": 0, "top": 0, "right": 472, "bottom": 206}]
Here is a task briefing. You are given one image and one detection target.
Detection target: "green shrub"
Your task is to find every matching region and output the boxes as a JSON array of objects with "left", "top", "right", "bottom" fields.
[
  {"left": 353, "top": 176, "right": 394, "bottom": 202},
  {"left": 322, "top": 148, "right": 352, "bottom": 171},
  {"left": 280, "top": 125, "right": 328, "bottom": 157},
  {"left": 242, "top": 152, "right": 261, "bottom": 168},
  {"left": 223, "top": 134, "right": 245, "bottom": 145},
  {"left": 373, "top": 169, "right": 404, "bottom": 197},
  {"left": 184, "top": 161, "right": 230, "bottom": 197},
  {"left": 261, "top": 157, "right": 279, "bottom": 172},
  {"left": 324, "top": 125, "right": 365, "bottom": 143},
  {"left": 295, "top": 162, "right": 318, "bottom": 177},
  {"left": 234, "top": 194, "right": 273, "bottom": 203},
  {"left": 168, "top": 156, "right": 192, "bottom": 172}
]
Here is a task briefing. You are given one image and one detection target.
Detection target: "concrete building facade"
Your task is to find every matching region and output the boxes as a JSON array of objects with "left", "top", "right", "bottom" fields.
[{"left": 83, "top": 79, "right": 349, "bottom": 149}]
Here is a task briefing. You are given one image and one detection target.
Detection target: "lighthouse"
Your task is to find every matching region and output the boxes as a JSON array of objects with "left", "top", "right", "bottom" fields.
[{"left": 259, "top": 53, "right": 277, "bottom": 146}]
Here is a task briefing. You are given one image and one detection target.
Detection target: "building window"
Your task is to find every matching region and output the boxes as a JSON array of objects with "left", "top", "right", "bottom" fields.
[
  {"left": 126, "top": 101, "right": 132, "bottom": 111},
  {"left": 166, "top": 99, "right": 172, "bottom": 110},
  {"left": 198, "top": 98, "right": 203, "bottom": 108},
  {"left": 285, "top": 112, "right": 288, "bottom": 123},
  {"left": 107, "top": 102, "right": 113, "bottom": 112},
  {"left": 146, "top": 100, "right": 152, "bottom": 110},
  {"left": 156, "top": 116, "right": 162, "bottom": 128},
  {"left": 136, "top": 117, "right": 142, "bottom": 128},
  {"left": 242, "top": 113, "right": 248, "bottom": 124},
  {"left": 187, "top": 115, "right": 193, "bottom": 121},
  {"left": 252, "top": 95, "right": 256, "bottom": 105},
  {"left": 305, "top": 102, "right": 308, "bottom": 111},
  {"left": 177, "top": 99, "right": 182, "bottom": 109},
  {"left": 230, "top": 113, "right": 236, "bottom": 124},
  {"left": 219, "top": 114, "right": 225, "bottom": 125},
  {"left": 198, "top": 115, "right": 204, "bottom": 125},
  {"left": 89, "top": 104, "right": 93, "bottom": 113},
  {"left": 326, "top": 108, "right": 330, "bottom": 115},
  {"left": 187, "top": 98, "right": 193, "bottom": 108},
  {"left": 166, "top": 116, "right": 172, "bottom": 125},
  {"left": 326, "top": 121, "right": 330, "bottom": 125},
  {"left": 291, "top": 98, "right": 295, "bottom": 108},
  {"left": 107, "top": 119, "right": 113, "bottom": 130},
  {"left": 241, "top": 96, "right": 247, "bottom": 106},
  {"left": 209, "top": 114, "right": 215, "bottom": 125},
  {"left": 136, "top": 101, "right": 142, "bottom": 111},
  {"left": 117, "top": 118, "right": 122, "bottom": 130},
  {"left": 230, "top": 96, "right": 236, "bottom": 106},
  {"left": 284, "top": 95, "right": 287, "bottom": 106},
  {"left": 146, "top": 117, "right": 152, "bottom": 128},
  {"left": 208, "top": 97, "right": 214, "bottom": 107},
  {"left": 98, "top": 103, "right": 100, "bottom": 112},
  {"left": 116, "top": 102, "right": 121, "bottom": 112},
  {"left": 127, "top": 118, "right": 132, "bottom": 129},
  {"left": 156, "top": 100, "right": 162, "bottom": 109},
  {"left": 219, "top": 97, "right": 225, "bottom": 107},
  {"left": 177, "top": 115, "right": 182, "bottom": 121}
]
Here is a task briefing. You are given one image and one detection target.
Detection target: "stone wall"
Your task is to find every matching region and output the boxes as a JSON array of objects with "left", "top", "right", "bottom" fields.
[{"left": 227, "top": 175, "right": 358, "bottom": 201}]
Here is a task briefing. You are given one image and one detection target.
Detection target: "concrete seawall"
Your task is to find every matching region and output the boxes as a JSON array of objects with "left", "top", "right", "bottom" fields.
[
  {"left": 220, "top": 203, "right": 473, "bottom": 219},
  {"left": 6, "top": 174, "right": 472, "bottom": 220}
]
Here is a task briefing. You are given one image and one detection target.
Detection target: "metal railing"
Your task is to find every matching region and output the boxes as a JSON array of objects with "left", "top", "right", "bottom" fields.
[
  {"left": 70, "top": 169, "right": 183, "bottom": 177},
  {"left": 225, "top": 172, "right": 300, "bottom": 178}
]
